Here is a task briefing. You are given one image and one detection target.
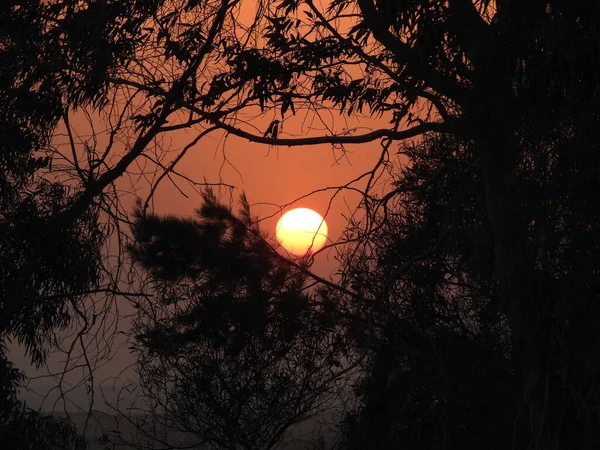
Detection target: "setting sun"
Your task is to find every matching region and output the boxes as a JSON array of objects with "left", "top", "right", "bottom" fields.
[{"left": 275, "top": 208, "right": 328, "bottom": 256}]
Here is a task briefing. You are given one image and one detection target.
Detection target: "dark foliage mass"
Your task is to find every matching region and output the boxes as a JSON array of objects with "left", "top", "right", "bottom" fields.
[
  {"left": 0, "top": 0, "right": 124, "bottom": 363},
  {"left": 337, "top": 134, "right": 520, "bottom": 449},
  {"left": 0, "top": 1, "right": 125, "bottom": 446},
  {"left": 125, "top": 191, "right": 345, "bottom": 450}
]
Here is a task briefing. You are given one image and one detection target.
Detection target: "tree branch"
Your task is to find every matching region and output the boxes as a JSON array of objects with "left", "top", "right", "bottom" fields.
[
  {"left": 208, "top": 117, "right": 449, "bottom": 146},
  {"left": 356, "top": 0, "right": 466, "bottom": 102},
  {"left": 446, "top": 0, "right": 493, "bottom": 66}
]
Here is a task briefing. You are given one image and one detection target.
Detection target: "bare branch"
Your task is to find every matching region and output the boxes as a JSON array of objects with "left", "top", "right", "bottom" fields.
[{"left": 210, "top": 117, "right": 450, "bottom": 146}]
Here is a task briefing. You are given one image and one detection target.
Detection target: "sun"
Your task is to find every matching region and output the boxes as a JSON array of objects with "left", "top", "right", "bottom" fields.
[{"left": 275, "top": 208, "right": 328, "bottom": 256}]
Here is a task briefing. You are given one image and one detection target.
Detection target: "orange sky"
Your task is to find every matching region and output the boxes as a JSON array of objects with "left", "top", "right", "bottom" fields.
[{"left": 146, "top": 121, "right": 388, "bottom": 275}]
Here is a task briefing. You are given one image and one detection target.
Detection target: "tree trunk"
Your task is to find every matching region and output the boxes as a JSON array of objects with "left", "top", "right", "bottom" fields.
[{"left": 476, "top": 117, "right": 557, "bottom": 449}]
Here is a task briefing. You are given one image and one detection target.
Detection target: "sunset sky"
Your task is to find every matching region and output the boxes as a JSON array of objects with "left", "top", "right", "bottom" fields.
[
  {"left": 16, "top": 107, "right": 393, "bottom": 411},
  {"left": 147, "top": 124, "right": 387, "bottom": 271}
]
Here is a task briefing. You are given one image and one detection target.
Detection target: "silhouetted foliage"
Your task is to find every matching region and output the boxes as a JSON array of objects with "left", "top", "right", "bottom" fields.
[
  {"left": 332, "top": 133, "right": 520, "bottom": 449},
  {"left": 334, "top": 121, "right": 600, "bottom": 449},
  {"left": 0, "top": 0, "right": 136, "bottom": 442},
  {"left": 125, "top": 191, "right": 345, "bottom": 450},
  {"left": 0, "top": 0, "right": 132, "bottom": 362}
]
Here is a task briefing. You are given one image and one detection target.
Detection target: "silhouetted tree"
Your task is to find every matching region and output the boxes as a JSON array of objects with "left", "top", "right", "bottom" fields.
[
  {"left": 331, "top": 118, "right": 600, "bottom": 449},
  {"left": 331, "top": 133, "right": 521, "bottom": 449},
  {"left": 122, "top": 190, "right": 345, "bottom": 450},
  {"left": 0, "top": 0, "right": 118, "bottom": 362},
  {"left": 0, "top": 0, "right": 159, "bottom": 439},
  {"left": 0, "top": 0, "right": 247, "bottom": 432}
]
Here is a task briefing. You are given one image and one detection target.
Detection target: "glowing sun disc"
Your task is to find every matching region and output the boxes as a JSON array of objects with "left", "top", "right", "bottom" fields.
[{"left": 276, "top": 208, "right": 328, "bottom": 256}]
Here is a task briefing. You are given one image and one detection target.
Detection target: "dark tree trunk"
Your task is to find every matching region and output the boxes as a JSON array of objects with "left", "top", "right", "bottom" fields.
[
  {"left": 476, "top": 116, "right": 558, "bottom": 449},
  {"left": 461, "top": 63, "right": 558, "bottom": 447}
]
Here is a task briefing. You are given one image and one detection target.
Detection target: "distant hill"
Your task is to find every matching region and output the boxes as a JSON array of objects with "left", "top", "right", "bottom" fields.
[
  {"left": 50, "top": 411, "right": 143, "bottom": 450},
  {"left": 49, "top": 410, "right": 340, "bottom": 450}
]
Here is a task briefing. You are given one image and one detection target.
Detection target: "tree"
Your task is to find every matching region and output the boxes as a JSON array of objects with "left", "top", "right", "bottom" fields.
[
  {"left": 0, "top": 0, "right": 115, "bottom": 363},
  {"left": 331, "top": 133, "right": 520, "bottom": 449},
  {"left": 0, "top": 0, "right": 248, "bottom": 421},
  {"left": 0, "top": 0, "right": 169, "bottom": 441},
  {"left": 117, "top": 190, "right": 345, "bottom": 450}
]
